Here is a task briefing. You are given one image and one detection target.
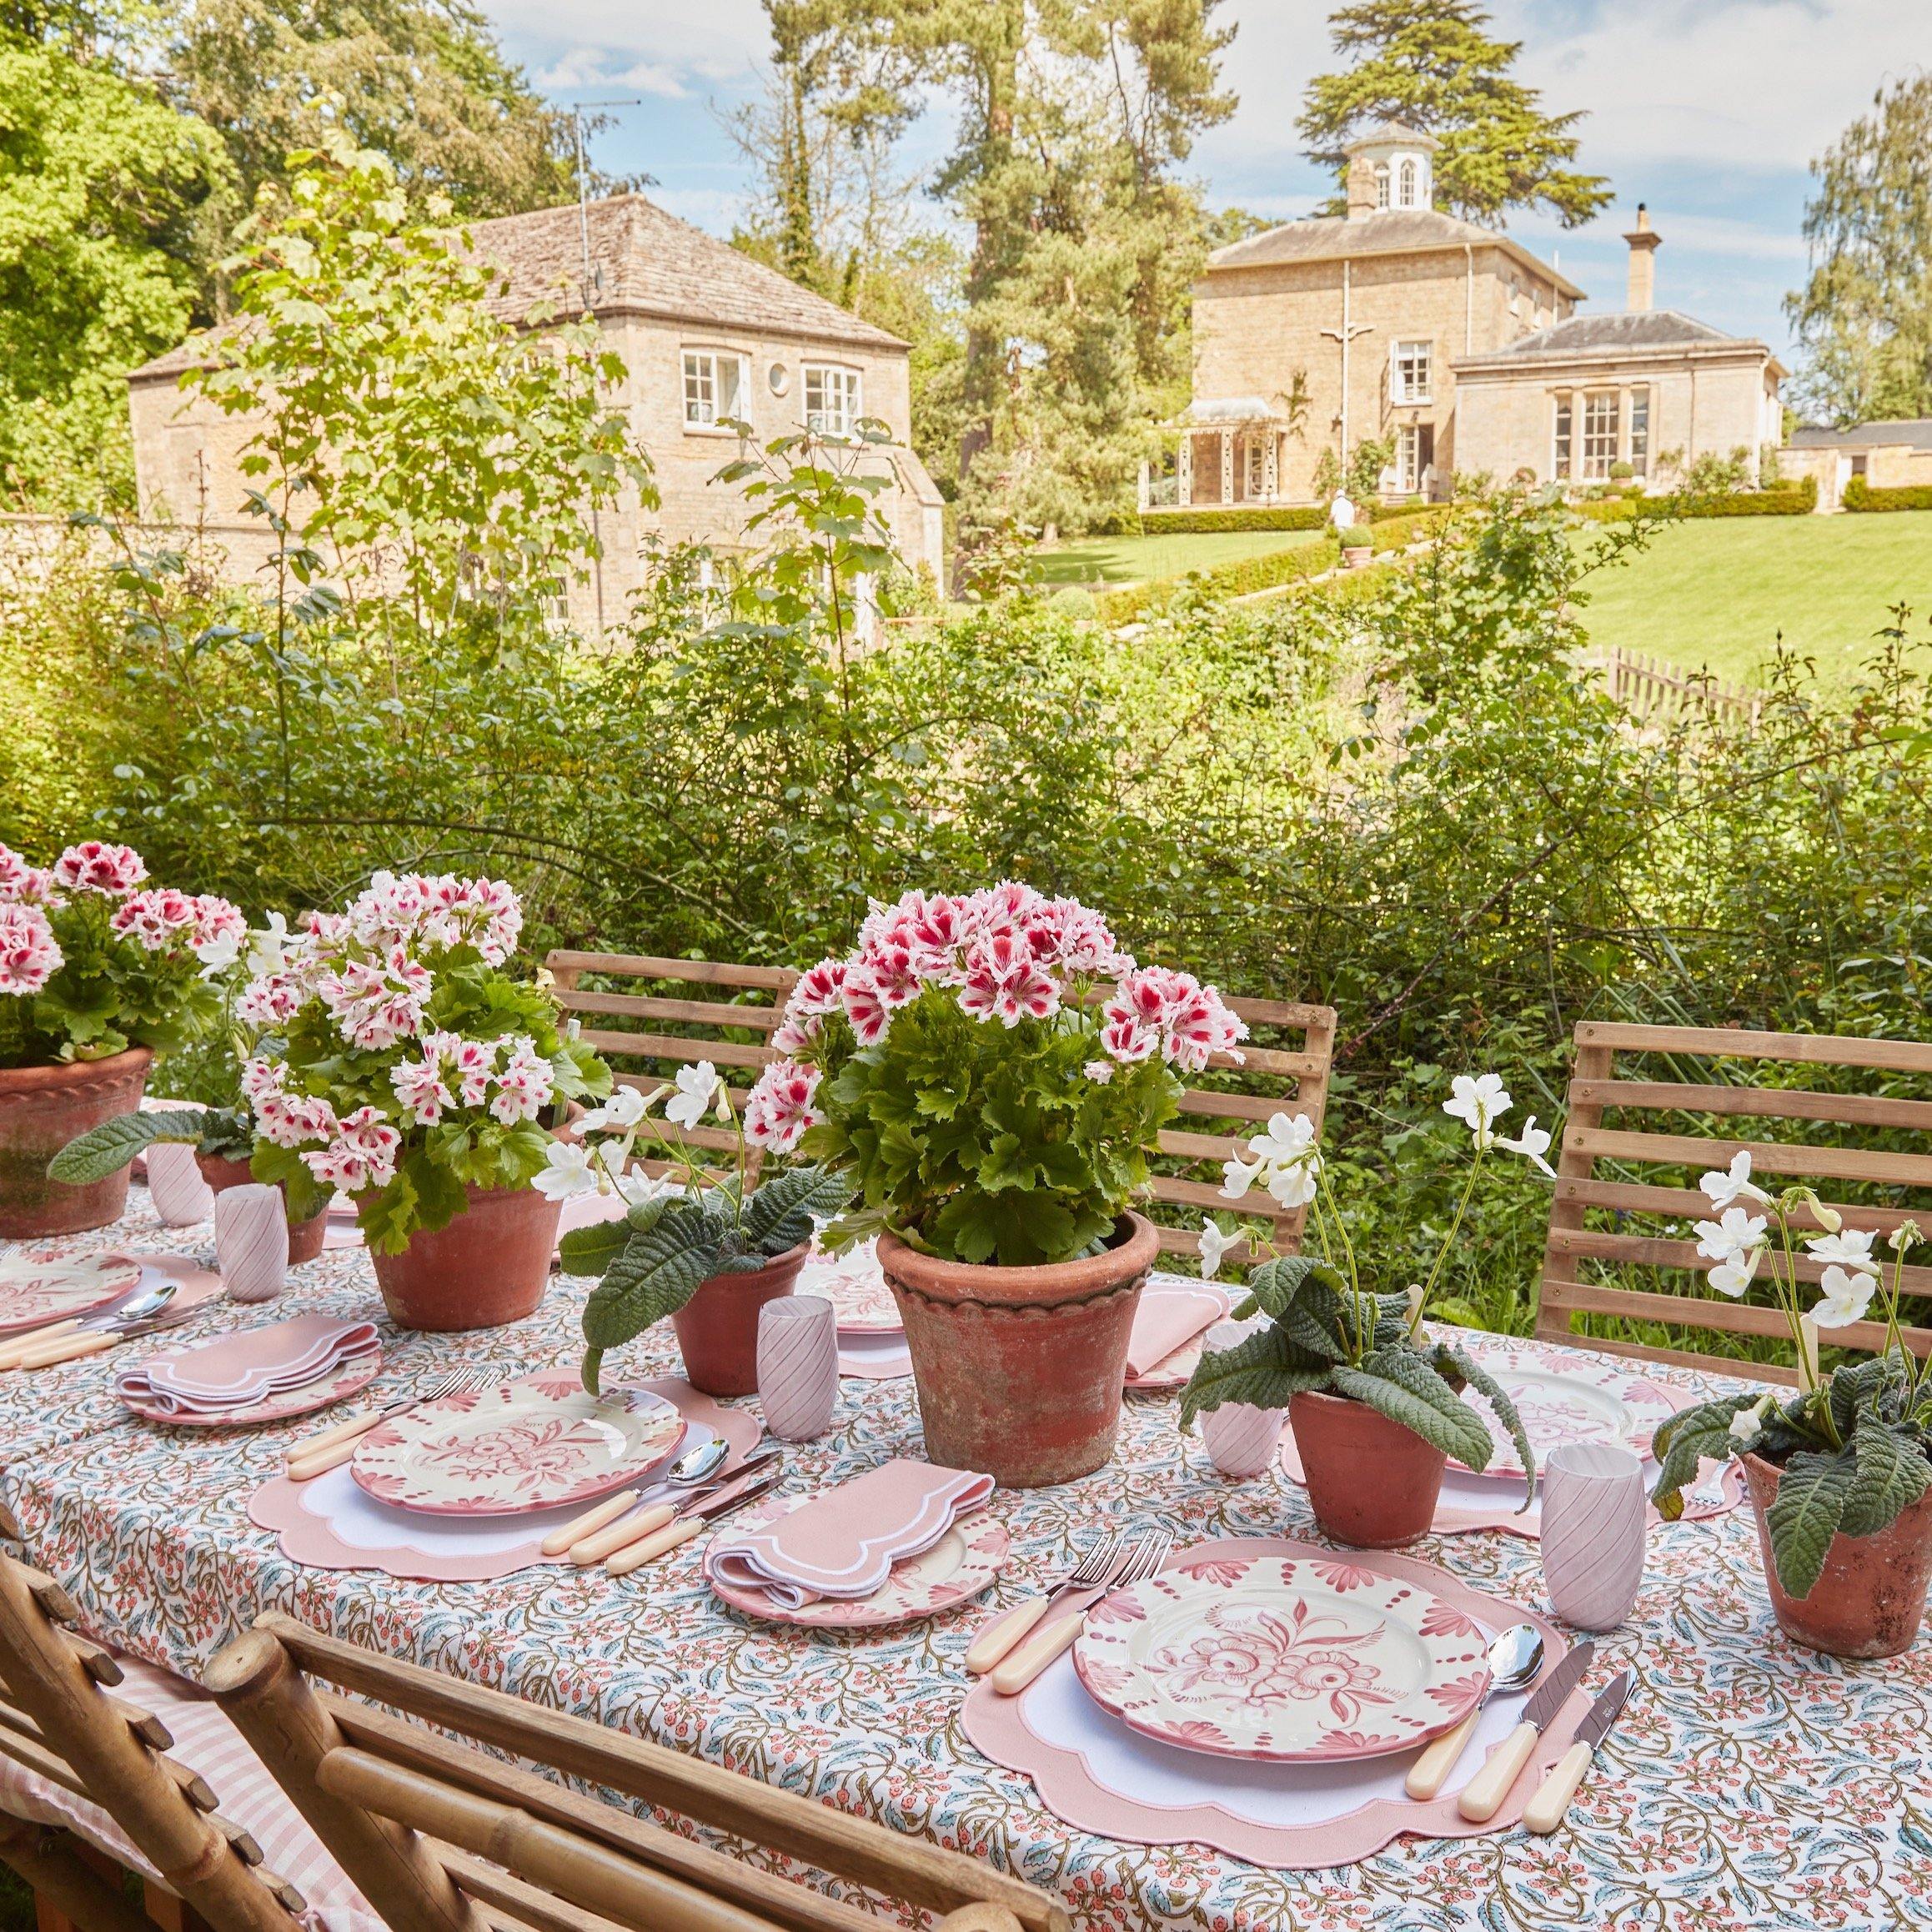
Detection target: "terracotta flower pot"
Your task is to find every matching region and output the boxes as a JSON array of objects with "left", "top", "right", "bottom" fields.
[
  {"left": 670, "top": 1245, "right": 810, "bottom": 1397},
  {"left": 1289, "top": 1387, "right": 1448, "bottom": 1548},
  {"left": 1742, "top": 1452, "right": 1932, "bottom": 1659},
  {"left": 195, "top": 1152, "right": 327, "bottom": 1263},
  {"left": 1, "top": 1048, "right": 153, "bottom": 1238},
  {"left": 367, "top": 1183, "right": 561, "bottom": 1331},
  {"left": 877, "top": 1212, "right": 1158, "bottom": 1488}
]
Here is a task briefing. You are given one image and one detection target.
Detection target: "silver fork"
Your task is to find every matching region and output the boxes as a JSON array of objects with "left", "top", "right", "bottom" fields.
[
  {"left": 990, "top": 1528, "right": 1176, "bottom": 1696},
  {"left": 966, "top": 1528, "right": 1134, "bottom": 1676},
  {"left": 284, "top": 1365, "right": 508, "bottom": 1472}
]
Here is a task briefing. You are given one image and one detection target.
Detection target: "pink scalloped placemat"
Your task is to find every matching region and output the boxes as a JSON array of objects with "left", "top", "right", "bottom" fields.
[
  {"left": 247, "top": 1376, "right": 761, "bottom": 1581},
  {"left": 961, "top": 1533, "right": 1579, "bottom": 1869}
]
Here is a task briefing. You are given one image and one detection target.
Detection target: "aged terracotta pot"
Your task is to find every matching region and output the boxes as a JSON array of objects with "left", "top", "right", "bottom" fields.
[
  {"left": 1742, "top": 1452, "right": 1932, "bottom": 1659},
  {"left": 1289, "top": 1387, "right": 1448, "bottom": 1548},
  {"left": 1, "top": 1049, "right": 153, "bottom": 1238},
  {"left": 367, "top": 1183, "right": 561, "bottom": 1331},
  {"left": 670, "top": 1243, "right": 810, "bottom": 1398},
  {"left": 878, "top": 1212, "right": 1158, "bottom": 1488},
  {"left": 194, "top": 1152, "right": 328, "bottom": 1264}
]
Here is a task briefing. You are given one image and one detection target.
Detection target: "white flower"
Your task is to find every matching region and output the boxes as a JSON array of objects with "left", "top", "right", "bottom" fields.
[
  {"left": 663, "top": 1061, "right": 720, "bottom": 1132},
  {"left": 1495, "top": 1115, "right": 1555, "bottom": 1177},
  {"left": 1694, "top": 1205, "right": 1768, "bottom": 1266},
  {"left": 1219, "top": 1156, "right": 1261, "bottom": 1201},
  {"left": 1729, "top": 1394, "right": 1774, "bottom": 1448},
  {"left": 194, "top": 929, "right": 244, "bottom": 974},
  {"left": 1405, "top": 1280, "right": 1428, "bottom": 1327},
  {"left": 1245, "top": 1112, "right": 1317, "bottom": 1165},
  {"left": 1707, "top": 1247, "right": 1761, "bottom": 1298},
  {"left": 1890, "top": 1219, "right": 1922, "bottom": 1255},
  {"left": 1698, "top": 1150, "right": 1770, "bottom": 1211},
  {"left": 579, "top": 1084, "right": 653, "bottom": 1133},
  {"left": 1082, "top": 1058, "right": 1116, "bottom": 1084},
  {"left": 1264, "top": 1156, "right": 1321, "bottom": 1209},
  {"left": 244, "top": 911, "right": 291, "bottom": 981},
  {"left": 1804, "top": 1227, "right": 1880, "bottom": 1277},
  {"left": 1443, "top": 1072, "right": 1511, "bottom": 1146},
  {"left": 534, "top": 1141, "right": 600, "bottom": 1202},
  {"left": 1812, "top": 1264, "right": 1876, "bottom": 1330},
  {"left": 615, "top": 1168, "right": 682, "bottom": 1208},
  {"left": 1197, "top": 1221, "right": 1237, "bottom": 1280}
]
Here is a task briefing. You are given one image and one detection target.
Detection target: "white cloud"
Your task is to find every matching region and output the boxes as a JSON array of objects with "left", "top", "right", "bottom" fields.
[
  {"left": 490, "top": 0, "right": 767, "bottom": 93},
  {"left": 535, "top": 50, "right": 688, "bottom": 98}
]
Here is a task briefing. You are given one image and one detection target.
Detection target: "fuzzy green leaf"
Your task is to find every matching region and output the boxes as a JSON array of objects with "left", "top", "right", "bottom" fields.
[
  {"left": 1331, "top": 1348, "right": 1496, "bottom": 1468},
  {"left": 1764, "top": 1449, "right": 1852, "bottom": 1599},
  {"left": 49, "top": 1109, "right": 203, "bottom": 1183},
  {"left": 1242, "top": 1253, "right": 1346, "bottom": 1321},
  {"left": 580, "top": 1205, "right": 720, "bottom": 1362},
  {"left": 740, "top": 1163, "right": 849, "bottom": 1255},
  {"left": 1839, "top": 1423, "right": 1932, "bottom": 1540},
  {"left": 1178, "top": 1324, "right": 1331, "bottom": 1433},
  {"left": 557, "top": 1218, "right": 630, "bottom": 1277},
  {"left": 1441, "top": 1343, "right": 1537, "bottom": 1508},
  {"left": 1648, "top": 1403, "right": 1746, "bottom": 1520}
]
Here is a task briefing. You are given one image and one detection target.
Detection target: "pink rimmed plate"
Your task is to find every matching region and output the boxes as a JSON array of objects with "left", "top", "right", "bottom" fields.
[
  {"left": 350, "top": 1381, "right": 685, "bottom": 1515},
  {"left": 1450, "top": 1341, "right": 1681, "bottom": 1478},
  {"left": 0, "top": 1253, "right": 143, "bottom": 1333},
  {"left": 1072, "top": 1555, "right": 1490, "bottom": 1764},
  {"left": 708, "top": 1491, "right": 1009, "bottom": 1628},
  {"left": 119, "top": 1348, "right": 382, "bottom": 1428},
  {"left": 800, "top": 1242, "right": 902, "bottom": 1334}
]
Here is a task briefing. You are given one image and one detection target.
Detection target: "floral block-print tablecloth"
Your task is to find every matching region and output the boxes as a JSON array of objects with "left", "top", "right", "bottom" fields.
[{"left": 3, "top": 1191, "right": 1930, "bottom": 1932}]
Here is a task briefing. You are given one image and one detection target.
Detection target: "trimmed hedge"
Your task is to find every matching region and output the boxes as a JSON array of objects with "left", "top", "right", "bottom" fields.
[
  {"left": 1844, "top": 476, "right": 1932, "bottom": 513},
  {"left": 1569, "top": 477, "right": 1817, "bottom": 521},
  {"left": 1138, "top": 504, "right": 1332, "bottom": 534},
  {"left": 1367, "top": 506, "right": 1453, "bottom": 551},
  {"left": 1093, "top": 537, "right": 1341, "bottom": 625}
]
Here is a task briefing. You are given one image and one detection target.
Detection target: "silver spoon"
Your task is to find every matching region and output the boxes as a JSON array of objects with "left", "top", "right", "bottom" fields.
[
  {"left": 663, "top": 1434, "right": 733, "bottom": 1486},
  {"left": 1405, "top": 1623, "right": 1546, "bottom": 1799}
]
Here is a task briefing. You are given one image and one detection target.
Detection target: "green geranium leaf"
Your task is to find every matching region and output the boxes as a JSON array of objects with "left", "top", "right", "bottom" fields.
[
  {"left": 1331, "top": 1347, "right": 1496, "bottom": 1468},
  {"left": 49, "top": 1109, "right": 203, "bottom": 1183},
  {"left": 1764, "top": 1449, "right": 1852, "bottom": 1599}
]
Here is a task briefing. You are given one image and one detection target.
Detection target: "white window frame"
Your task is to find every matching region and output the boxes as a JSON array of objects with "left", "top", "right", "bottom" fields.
[
  {"left": 1391, "top": 339, "right": 1433, "bottom": 405},
  {"left": 682, "top": 349, "right": 745, "bottom": 431},
  {"left": 1628, "top": 385, "right": 1650, "bottom": 477},
  {"left": 803, "top": 362, "right": 862, "bottom": 435},
  {"left": 1396, "top": 424, "right": 1423, "bottom": 494},
  {"left": 1553, "top": 392, "right": 1573, "bottom": 480},
  {"left": 1374, "top": 163, "right": 1390, "bottom": 210},
  {"left": 1581, "top": 390, "right": 1620, "bottom": 481},
  {"left": 1398, "top": 158, "right": 1418, "bottom": 207}
]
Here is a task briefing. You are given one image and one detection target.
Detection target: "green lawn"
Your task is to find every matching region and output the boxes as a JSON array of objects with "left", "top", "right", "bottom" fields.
[
  {"left": 1576, "top": 514, "right": 1932, "bottom": 689},
  {"left": 1033, "top": 526, "right": 1324, "bottom": 586}
]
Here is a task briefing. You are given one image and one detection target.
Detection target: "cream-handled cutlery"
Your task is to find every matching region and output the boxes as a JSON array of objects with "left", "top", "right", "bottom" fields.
[
  {"left": 989, "top": 1529, "right": 1172, "bottom": 1697},
  {"left": 1405, "top": 1623, "right": 1544, "bottom": 1799},
  {"left": 605, "top": 1469, "right": 781, "bottom": 1576},
  {"left": 966, "top": 1529, "right": 1133, "bottom": 1676},
  {"left": 1524, "top": 1669, "right": 1633, "bottom": 1834},
  {"left": 1457, "top": 1638, "right": 1595, "bottom": 1823},
  {"left": 0, "top": 1282, "right": 180, "bottom": 1371},
  {"left": 284, "top": 1367, "right": 503, "bottom": 1480},
  {"left": 561, "top": 1445, "right": 780, "bottom": 1564},
  {"left": 8, "top": 1297, "right": 193, "bottom": 1371}
]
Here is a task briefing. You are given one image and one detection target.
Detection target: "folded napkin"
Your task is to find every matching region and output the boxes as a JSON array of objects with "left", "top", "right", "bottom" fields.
[
  {"left": 1125, "top": 1286, "right": 1229, "bottom": 1379},
  {"left": 705, "top": 1458, "right": 994, "bottom": 1608},
  {"left": 118, "top": 1315, "right": 379, "bottom": 1414}
]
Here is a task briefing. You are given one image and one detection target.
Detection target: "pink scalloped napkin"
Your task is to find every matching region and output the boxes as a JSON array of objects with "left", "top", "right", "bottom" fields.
[
  {"left": 961, "top": 1534, "right": 1575, "bottom": 1869},
  {"left": 705, "top": 1458, "right": 994, "bottom": 1608},
  {"left": 124, "top": 1314, "right": 379, "bottom": 1413},
  {"left": 1125, "top": 1285, "right": 1230, "bottom": 1380}
]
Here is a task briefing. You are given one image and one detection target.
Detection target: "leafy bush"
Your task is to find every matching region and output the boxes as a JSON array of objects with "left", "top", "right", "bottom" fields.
[
  {"left": 1139, "top": 505, "right": 1332, "bottom": 534},
  {"left": 1843, "top": 476, "right": 1932, "bottom": 512},
  {"left": 1093, "top": 537, "right": 1338, "bottom": 623},
  {"left": 1568, "top": 478, "right": 1816, "bottom": 519}
]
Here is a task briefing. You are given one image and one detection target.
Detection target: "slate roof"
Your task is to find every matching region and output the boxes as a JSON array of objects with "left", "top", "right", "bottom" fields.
[
  {"left": 1789, "top": 419, "right": 1932, "bottom": 450},
  {"left": 1205, "top": 209, "right": 1586, "bottom": 299},
  {"left": 1344, "top": 120, "right": 1440, "bottom": 151},
  {"left": 133, "top": 193, "right": 906, "bottom": 380},
  {"left": 1484, "top": 310, "right": 1739, "bottom": 358}
]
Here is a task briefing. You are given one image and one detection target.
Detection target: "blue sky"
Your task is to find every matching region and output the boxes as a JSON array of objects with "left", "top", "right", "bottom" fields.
[{"left": 477, "top": 0, "right": 1932, "bottom": 366}]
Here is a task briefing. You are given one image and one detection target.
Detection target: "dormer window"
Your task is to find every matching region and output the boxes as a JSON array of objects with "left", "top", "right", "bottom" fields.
[
  {"left": 1398, "top": 158, "right": 1418, "bottom": 208},
  {"left": 1375, "top": 164, "right": 1390, "bottom": 210}
]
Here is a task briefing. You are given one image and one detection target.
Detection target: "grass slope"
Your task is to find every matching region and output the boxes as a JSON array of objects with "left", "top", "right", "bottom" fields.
[
  {"left": 1575, "top": 514, "right": 1932, "bottom": 690},
  {"left": 1033, "top": 527, "right": 1323, "bottom": 586}
]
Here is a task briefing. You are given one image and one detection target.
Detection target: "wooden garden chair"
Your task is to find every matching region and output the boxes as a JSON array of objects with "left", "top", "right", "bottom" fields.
[
  {"left": 207, "top": 1610, "right": 1066, "bottom": 1932},
  {"left": 544, "top": 949, "right": 1337, "bottom": 1266},
  {"left": 0, "top": 1509, "right": 309, "bottom": 1932},
  {"left": 1538, "top": 1021, "right": 1932, "bottom": 1383}
]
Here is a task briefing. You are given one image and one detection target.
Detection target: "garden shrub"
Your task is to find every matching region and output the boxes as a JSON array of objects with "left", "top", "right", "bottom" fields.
[
  {"left": 1137, "top": 505, "right": 1333, "bottom": 534},
  {"left": 1843, "top": 476, "right": 1932, "bottom": 512}
]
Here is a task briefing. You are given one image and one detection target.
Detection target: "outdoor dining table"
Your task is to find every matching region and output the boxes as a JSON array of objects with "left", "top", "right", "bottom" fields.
[{"left": 3, "top": 1201, "right": 1928, "bottom": 1932}]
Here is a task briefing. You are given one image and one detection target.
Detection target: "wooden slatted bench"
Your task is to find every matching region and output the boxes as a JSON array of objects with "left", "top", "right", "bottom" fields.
[
  {"left": 544, "top": 951, "right": 1336, "bottom": 1263},
  {"left": 1538, "top": 1021, "right": 1932, "bottom": 1383}
]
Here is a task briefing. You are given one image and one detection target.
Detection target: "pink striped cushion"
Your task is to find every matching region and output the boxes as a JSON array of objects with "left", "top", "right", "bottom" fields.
[{"left": 0, "top": 1655, "right": 383, "bottom": 1932}]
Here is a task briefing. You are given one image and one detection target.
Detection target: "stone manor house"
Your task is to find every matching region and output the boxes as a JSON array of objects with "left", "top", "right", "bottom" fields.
[{"left": 1152, "top": 123, "right": 1785, "bottom": 509}]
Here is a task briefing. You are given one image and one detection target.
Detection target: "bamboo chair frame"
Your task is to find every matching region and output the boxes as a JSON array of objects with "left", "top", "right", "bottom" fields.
[
  {"left": 0, "top": 1511, "right": 305, "bottom": 1932},
  {"left": 1537, "top": 1021, "right": 1932, "bottom": 1384},
  {"left": 206, "top": 1613, "right": 1065, "bottom": 1932},
  {"left": 544, "top": 950, "right": 1337, "bottom": 1264}
]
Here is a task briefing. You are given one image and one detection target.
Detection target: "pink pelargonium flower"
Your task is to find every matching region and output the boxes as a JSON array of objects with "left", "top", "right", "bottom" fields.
[
  {"left": 53, "top": 841, "right": 148, "bottom": 896},
  {"left": 390, "top": 1054, "right": 457, "bottom": 1127},
  {"left": 488, "top": 1040, "right": 555, "bottom": 1125},
  {"left": 770, "top": 1011, "right": 821, "bottom": 1056},
  {"left": 192, "top": 896, "right": 248, "bottom": 949},
  {"left": 0, "top": 904, "right": 63, "bottom": 995},
  {"left": 786, "top": 959, "right": 849, "bottom": 1018},
  {"left": 110, "top": 888, "right": 201, "bottom": 952},
  {"left": 840, "top": 963, "right": 891, "bottom": 1046},
  {"left": 864, "top": 940, "right": 923, "bottom": 1008},
  {"left": 0, "top": 846, "right": 60, "bottom": 907},
  {"left": 237, "top": 971, "right": 310, "bottom": 1030},
  {"left": 743, "top": 1061, "right": 824, "bottom": 1153},
  {"left": 303, "top": 1106, "right": 404, "bottom": 1193},
  {"left": 1098, "top": 1013, "right": 1158, "bottom": 1063}
]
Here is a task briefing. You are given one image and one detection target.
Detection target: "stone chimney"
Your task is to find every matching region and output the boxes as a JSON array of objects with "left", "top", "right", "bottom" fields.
[
  {"left": 1346, "top": 156, "right": 1378, "bottom": 221},
  {"left": 1623, "top": 203, "right": 1661, "bottom": 312}
]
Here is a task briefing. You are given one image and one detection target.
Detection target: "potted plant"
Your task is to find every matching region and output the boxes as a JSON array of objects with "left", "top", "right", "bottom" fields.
[
  {"left": 1181, "top": 1073, "right": 1552, "bottom": 1546},
  {"left": 1650, "top": 1157, "right": 1932, "bottom": 1658},
  {"left": 228, "top": 872, "right": 609, "bottom": 1328},
  {"left": 0, "top": 840, "right": 244, "bottom": 1236},
  {"left": 47, "top": 916, "right": 336, "bottom": 1259},
  {"left": 742, "top": 883, "right": 1248, "bottom": 1487},
  {"left": 540, "top": 1065, "right": 848, "bottom": 1397}
]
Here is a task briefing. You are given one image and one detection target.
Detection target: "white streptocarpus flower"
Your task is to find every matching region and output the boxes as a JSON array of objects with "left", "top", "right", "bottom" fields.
[
  {"left": 663, "top": 1061, "right": 721, "bottom": 1132},
  {"left": 1804, "top": 1227, "right": 1881, "bottom": 1277},
  {"left": 1443, "top": 1072, "right": 1511, "bottom": 1146},
  {"left": 1707, "top": 1246, "right": 1762, "bottom": 1298},
  {"left": 534, "top": 1140, "right": 600, "bottom": 1202},
  {"left": 1811, "top": 1264, "right": 1877, "bottom": 1330},
  {"left": 1197, "top": 1221, "right": 1237, "bottom": 1281},
  {"left": 1693, "top": 1205, "right": 1768, "bottom": 1266},
  {"left": 1729, "top": 1393, "right": 1775, "bottom": 1447},
  {"left": 1264, "top": 1156, "right": 1321, "bottom": 1209},
  {"left": 1698, "top": 1150, "right": 1771, "bottom": 1212},
  {"left": 1890, "top": 1220, "right": 1922, "bottom": 1254},
  {"left": 1219, "top": 1155, "right": 1262, "bottom": 1201},
  {"left": 1495, "top": 1115, "right": 1555, "bottom": 1176},
  {"left": 578, "top": 1084, "right": 655, "bottom": 1134},
  {"left": 615, "top": 1168, "right": 682, "bottom": 1209},
  {"left": 1245, "top": 1112, "right": 1317, "bottom": 1166}
]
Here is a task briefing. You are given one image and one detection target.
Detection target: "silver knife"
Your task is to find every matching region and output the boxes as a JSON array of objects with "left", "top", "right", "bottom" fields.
[
  {"left": 1525, "top": 1668, "right": 1633, "bottom": 1834},
  {"left": 1457, "top": 1638, "right": 1595, "bottom": 1821}
]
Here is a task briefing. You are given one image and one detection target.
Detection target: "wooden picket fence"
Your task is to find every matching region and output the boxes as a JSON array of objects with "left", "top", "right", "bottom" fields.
[{"left": 1589, "top": 647, "right": 1763, "bottom": 730}]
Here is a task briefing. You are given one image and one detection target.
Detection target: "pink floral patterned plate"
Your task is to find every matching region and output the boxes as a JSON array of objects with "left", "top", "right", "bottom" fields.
[
  {"left": 1072, "top": 1555, "right": 1491, "bottom": 1764},
  {"left": 800, "top": 1241, "right": 902, "bottom": 1333},
  {"left": 707, "top": 1491, "right": 1009, "bottom": 1628},
  {"left": 1452, "top": 1344, "right": 1681, "bottom": 1478},
  {"left": 350, "top": 1381, "right": 685, "bottom": 1516},
  {"left": 0, "top": 1253, "right": 143, "bottom": 1334},
  {"left": 118, "top": 1348, "right": 382, "bottom": 1428}
]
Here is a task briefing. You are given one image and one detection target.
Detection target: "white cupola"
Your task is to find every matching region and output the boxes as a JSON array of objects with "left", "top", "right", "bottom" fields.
[{"left": 1342, "top": 122, "right": 1440, "bottom": 220}]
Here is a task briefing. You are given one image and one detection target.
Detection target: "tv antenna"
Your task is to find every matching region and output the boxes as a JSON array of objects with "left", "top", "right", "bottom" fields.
[{"left": 570, "top": 99, "right": 642, "bottom": 307}]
